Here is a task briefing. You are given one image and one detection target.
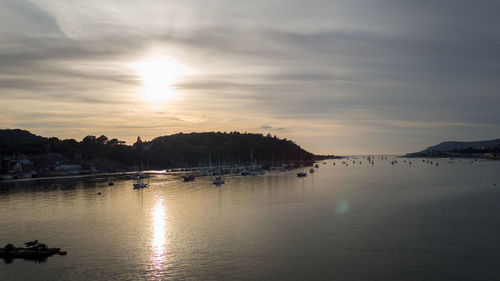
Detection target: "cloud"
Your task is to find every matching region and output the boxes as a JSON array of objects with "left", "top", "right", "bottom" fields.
[
  {"left": 1, "top": 0, "right": 499, "bottom": 153},
  {"left": 260, "top": 125, "right": 286, "bottom": 132}
]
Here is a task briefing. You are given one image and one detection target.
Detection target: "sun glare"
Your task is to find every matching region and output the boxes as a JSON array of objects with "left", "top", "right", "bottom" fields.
[{"left": 136, "top": 56, "right": 186, "bottom": 102}]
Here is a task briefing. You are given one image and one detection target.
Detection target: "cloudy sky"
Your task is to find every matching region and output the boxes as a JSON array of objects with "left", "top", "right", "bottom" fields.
[{"left": 1, "top": 0, "right": 499, "bottom": 154}]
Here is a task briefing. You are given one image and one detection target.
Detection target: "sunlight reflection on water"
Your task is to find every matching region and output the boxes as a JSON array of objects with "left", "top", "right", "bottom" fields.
[{"left": 150, "top": 197, "right": 167, "bottom": 279}]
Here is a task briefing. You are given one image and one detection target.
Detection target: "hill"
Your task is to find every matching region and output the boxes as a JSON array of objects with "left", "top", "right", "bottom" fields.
[
  {"left": 0, "top": 129, "right": 320, "bottom": 174},
  {"left": 141, "top": 132, "right": 314, "bottom": 167},
  {"left": 0, "top": 129, "right": 46, "bottom": 154},
  {"left": 407, "top": 138, "right": 500, "bottom": 157}
]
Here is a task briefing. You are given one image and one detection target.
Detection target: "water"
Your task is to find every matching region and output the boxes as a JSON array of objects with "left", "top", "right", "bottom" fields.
[{"left": 1, "top": 158, "right": 500, "bottom": 281}]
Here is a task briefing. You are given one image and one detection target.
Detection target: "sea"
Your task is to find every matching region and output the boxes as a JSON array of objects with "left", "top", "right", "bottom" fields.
[{"left": 1, "top": 157, "right": 500, "bottom": 281}]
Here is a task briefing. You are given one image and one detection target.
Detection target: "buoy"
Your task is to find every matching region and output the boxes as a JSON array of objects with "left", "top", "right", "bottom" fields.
[{"left": 98, "top": 192, "right": 101, "bottom": 195}]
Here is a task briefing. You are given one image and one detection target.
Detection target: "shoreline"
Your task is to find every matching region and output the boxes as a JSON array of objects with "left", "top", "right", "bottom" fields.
[{"left": 0, "top": 170, "right": 166, "bottom": 183}]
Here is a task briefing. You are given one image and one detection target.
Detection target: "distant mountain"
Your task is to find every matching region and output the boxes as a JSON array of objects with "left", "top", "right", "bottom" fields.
[{"left": 407, "top": 138, "right": 500, "bottom": 157}]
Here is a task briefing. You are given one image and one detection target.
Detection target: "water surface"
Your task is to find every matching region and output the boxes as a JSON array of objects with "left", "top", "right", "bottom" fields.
[{"left": 1, "top": 158, "right": 500, "bottom": 280}]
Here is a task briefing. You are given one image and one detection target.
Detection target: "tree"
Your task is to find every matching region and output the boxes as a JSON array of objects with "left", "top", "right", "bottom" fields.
[{"left": 97, "top": 135, "right": 108, "bottom": 145}]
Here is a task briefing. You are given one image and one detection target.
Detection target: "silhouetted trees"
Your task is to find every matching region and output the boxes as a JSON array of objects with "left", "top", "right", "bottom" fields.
[
  {"left": 141, "top": 132, "right": 314, "bottom": 168},
  {"left": 0, "top": 129, "right": 315, "bottom": 169}
]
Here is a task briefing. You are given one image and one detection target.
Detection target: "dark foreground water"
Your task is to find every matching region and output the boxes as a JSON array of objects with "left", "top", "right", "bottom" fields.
[{"left": 1, "top": 158, "right": 500, "bottom": 281}]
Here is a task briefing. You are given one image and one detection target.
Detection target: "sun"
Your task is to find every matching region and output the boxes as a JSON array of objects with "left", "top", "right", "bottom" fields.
[{"left": 136, "top": 56, "right": 186, "bottom": 102}]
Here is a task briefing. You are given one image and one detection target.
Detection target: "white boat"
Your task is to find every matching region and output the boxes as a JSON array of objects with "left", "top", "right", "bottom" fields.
[{"left": 213, "top": 177, "right": 225, "bottom": 185}]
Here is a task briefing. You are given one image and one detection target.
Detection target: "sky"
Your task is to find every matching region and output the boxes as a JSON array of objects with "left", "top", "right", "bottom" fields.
[{"left": 1, "top": 0, "right": 499, "bottom": 155}]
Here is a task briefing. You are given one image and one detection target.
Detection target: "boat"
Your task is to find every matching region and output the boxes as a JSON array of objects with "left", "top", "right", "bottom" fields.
[
  {"left": 133, "top": 182, "right": 148, "bottom": 189},
  {"left": 314, "top": 164, "right": 319, "bottom": 168},
  {"left": 0, "top": 241, "right": 66, "bottom": 261},
  {"left": 133, "top": 178, "right": 148, "bottom": 189},
  {"left": 108, "top": 181, "right": 114, "bottom": 186},
  {"left": 297, "top": 172, "right": 307, "bottom": 177},
  {"left": 213, "top": 177, "right": 225, "bottom": 185},
  {"left": 248, "top": 170, "right": 265, "bottom": 176},
  {"left": 309, "top": 168, "right": 315, "bottom": 174},
  {"left": 182, "top": 175, "right": 195, "bottom": 182},
  {"left": 133, "top": 172, "right": 149, "bottom": 179}
]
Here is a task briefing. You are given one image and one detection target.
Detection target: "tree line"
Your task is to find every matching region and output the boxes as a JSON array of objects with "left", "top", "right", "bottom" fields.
[{"left": 0, "top": 129, "right": 315, "bottom": 169}]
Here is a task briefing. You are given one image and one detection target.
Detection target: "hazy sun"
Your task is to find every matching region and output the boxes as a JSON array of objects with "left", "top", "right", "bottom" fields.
[{"left": 136, "top": 56, "right": 186, "bottom": 102}]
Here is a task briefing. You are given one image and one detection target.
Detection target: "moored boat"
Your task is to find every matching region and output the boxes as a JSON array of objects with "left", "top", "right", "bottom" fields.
[
  {"left": 213, "top": 177, "right": 225, "bottom": 185},
  {"left": 182, "top": 175, "right": 195, "bottom": 182},
  {"left": 297, "top": 172, "right": 307, "bottom": 177},
  {"left": 133, "top": 182, "right": 148, "bottom": 188},
  {"left": 133, "top": 177, "right": 148, "bottom": 188}
]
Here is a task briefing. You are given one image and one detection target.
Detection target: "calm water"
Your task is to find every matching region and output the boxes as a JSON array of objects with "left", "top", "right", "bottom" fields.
[{"left": 1, "top": 158, "right": 500, "bottom": 281}]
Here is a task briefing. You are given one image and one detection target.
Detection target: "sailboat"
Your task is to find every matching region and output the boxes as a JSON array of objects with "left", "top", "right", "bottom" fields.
[
  {"left": 213, "top": 177, "right": 225, "bottom": 185},
  {"left": 133, "top": 177, "right": 148, "bottom": 189}
]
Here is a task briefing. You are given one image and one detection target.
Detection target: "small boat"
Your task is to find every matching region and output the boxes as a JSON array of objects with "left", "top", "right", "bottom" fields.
[
  {"left": 314, "top": 164, "right": 319, "bottom": 168},
  {"left": 248, "top": 170, "right": 265, "bottom": 176},
  {"left": 108, "top": 181, "right": 114, "bottom": 186},
  {"left": 182, "top": 175, "right": 195, "bottom": 182},
  {"left": 213, "top": 177, "right": 225, "bottom": 185},
  {"left": 309, "top": 168, "right": 315, "bottom": 174},
  {"left": 297, "top": 172, "right": 307, "bottom": 177},
  {"left": 133, "top": 172, "right": 149, "bottom": 179},
  {"left": 133, "top": 182, "right": 148, "bottom": 188},
  {"left": 133, "top": 178, "right": 148, "bottom": 189}
]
